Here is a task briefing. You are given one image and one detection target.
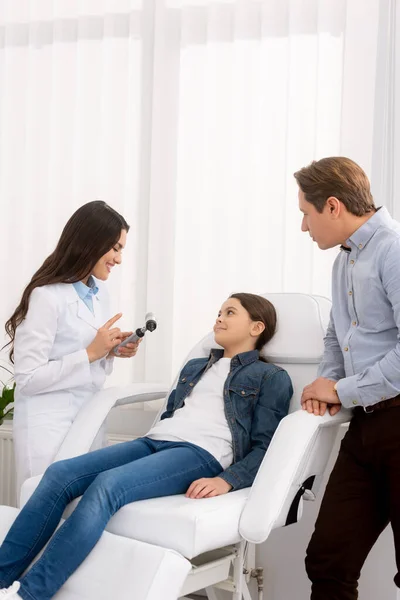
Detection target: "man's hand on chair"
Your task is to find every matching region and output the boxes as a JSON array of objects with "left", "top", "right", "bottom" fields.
[
  {"left": 301, "top": 377, "right": 342, "bottom": 417},
  {"left": 186, "top": 477, "right": 232, "bottom": 499}
]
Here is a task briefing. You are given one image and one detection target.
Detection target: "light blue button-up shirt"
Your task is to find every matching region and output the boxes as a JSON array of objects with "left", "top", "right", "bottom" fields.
[
  {"left": 72, "top": 276, "right": 99, "bottom": 314},
  {"left": 318, "top": 207, "right": 400, "bottom": 409}
]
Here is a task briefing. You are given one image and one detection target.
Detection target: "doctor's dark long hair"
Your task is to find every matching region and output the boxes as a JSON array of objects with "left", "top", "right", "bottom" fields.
[
  {"left": 230, "top": 293, "right": 277, "bottom": 361},
  {"left": 5, "top": 201, "right": 130, "bottom": 363}
]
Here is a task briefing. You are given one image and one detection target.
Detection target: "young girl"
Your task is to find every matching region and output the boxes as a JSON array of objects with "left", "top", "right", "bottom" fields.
[
  {"left": 0, "top": 293, "right": 293, "bottom": 600},
  {"left": 4, "top": 201, "right": 139, "bottom": 495}
]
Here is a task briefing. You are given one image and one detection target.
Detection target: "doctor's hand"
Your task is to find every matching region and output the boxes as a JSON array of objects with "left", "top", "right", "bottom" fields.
[
  {"left": 110, "top": 334, "right": 142, "bottom": 359},
  {"left": 86, "top": 313, "right": 123, "bottom": 363},
  {"left": 186, "top": 477, "right": 232, "bottom": 499}
]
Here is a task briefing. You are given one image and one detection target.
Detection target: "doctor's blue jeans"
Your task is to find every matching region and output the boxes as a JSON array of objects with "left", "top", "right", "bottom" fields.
[{"left": 0, "top": 437, "right": 222, "bottom": 600}]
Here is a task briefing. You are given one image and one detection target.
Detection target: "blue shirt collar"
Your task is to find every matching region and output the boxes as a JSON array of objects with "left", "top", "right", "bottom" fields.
[
  {"left": 73, "top": 276, "right": 99, "bottom": 302},
  {"left": 346, "top": 207, "right": 393, "bottom": 251}
]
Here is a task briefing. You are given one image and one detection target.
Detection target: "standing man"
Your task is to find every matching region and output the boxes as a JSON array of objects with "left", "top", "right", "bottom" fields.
[{"left": 295, "top": 157, "right": 400, "bottom": 599}]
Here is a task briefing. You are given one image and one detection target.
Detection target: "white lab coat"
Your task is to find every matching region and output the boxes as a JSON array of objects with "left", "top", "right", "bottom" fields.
[{"left": 13, "top": 280, "right": 113, "bottom": 499}]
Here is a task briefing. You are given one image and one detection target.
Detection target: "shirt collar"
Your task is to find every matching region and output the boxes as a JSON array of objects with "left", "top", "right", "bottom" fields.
[
  {"left": 345, "top": 207, "right": 393, "bottom": 251},
  {"left": 73, "top": 276, "right": 99, "bottom": 301}
]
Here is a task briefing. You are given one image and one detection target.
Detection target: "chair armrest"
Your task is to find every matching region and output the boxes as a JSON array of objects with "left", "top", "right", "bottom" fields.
[
  {"left": 239, "top": 408, "right": 351, "bottom": 544},
  {"left": 54, "top": 383, "right": 169, "bottom": 461}
]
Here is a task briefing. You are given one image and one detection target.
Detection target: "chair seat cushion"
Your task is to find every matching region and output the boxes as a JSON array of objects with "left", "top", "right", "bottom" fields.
[
  {"left": 20, "top": 477, "right": 249, "bottom": 559},
  {"left": 102, "top": 490, "right": 249, "bottom": 558}
]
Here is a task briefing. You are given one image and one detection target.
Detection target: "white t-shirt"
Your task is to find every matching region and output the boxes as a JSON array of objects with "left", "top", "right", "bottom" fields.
[{"left": 146, "top": 357, "right": 233, "bottom": 469}]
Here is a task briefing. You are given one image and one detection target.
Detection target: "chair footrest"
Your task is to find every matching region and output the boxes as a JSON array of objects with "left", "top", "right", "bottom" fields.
[{"left": 0, "top": 506, "right": 191, "bottom": 600}]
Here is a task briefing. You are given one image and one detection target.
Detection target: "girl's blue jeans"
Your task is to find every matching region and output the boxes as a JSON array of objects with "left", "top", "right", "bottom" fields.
[{"left": 0, "top": 437, "right": 222, "bottom": 600}]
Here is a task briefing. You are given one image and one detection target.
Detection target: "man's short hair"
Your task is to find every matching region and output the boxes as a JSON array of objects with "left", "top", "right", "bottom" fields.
[{"left": 294, "top": 157, "right": 376, "bottom": 216}]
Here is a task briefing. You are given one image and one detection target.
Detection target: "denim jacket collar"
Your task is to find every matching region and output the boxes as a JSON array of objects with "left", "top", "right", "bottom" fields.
[{"left": 209, "top": 348, "right": 259, "bottom": 366}]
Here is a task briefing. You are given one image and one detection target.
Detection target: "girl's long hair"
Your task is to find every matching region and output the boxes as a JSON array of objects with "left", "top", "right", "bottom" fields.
[
  {"left": 5, "top": 201, "right": 129, "bottom": 362},
  {"left": 230, "top": 293, "right": 277, "bottom": 360}
]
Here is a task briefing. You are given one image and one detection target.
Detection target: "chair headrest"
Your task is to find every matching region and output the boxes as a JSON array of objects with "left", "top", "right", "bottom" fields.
[
  {"left": 260, "top": 293, "right": 331, "bottom": 364},
  {"left": 196, "top": 293, "right": 331, "bottom": 365}
]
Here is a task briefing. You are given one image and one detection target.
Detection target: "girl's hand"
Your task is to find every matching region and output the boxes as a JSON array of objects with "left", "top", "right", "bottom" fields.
[
  {"left": 86, "top": 313, "right": 122, "bottom": 363},
  {"left": 185, "top": 477, "right": 232, "bottom": 499},
  {"left": 110, "top": 333, "right": 142, "bottom": 359}
]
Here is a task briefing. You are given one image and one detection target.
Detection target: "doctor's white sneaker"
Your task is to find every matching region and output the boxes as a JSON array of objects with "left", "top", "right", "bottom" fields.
[{"left": 0, "top": 582, "right": 22, "bottom": 598}]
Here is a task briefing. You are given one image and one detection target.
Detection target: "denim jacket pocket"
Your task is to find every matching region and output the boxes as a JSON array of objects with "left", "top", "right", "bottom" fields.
[{"left": 229, "top": 385, "right": 258, "bottom": 416}]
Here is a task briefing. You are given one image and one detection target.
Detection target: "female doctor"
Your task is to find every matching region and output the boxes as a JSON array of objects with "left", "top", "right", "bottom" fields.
[{"left": 4, "top": 201, "right": 138, "bottom": 497}]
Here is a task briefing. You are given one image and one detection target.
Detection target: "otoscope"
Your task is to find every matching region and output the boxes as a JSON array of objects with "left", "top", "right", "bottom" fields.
[{"left": 114, "top": 312, "right": 157, "bottom": 354}]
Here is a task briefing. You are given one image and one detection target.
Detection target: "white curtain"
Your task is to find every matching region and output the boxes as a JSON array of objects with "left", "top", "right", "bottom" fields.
[
  {"left": 0, "top": 0, "right": 148, "bottom": 386},
  {"left": 372, "top": 0, "right": 399, "bottom": 217},
  {"left": 146, "top": 0, "right": 384, "bottom": 377},
  {"left": 0, "top": 0, "right": 396, "bottom": 385}
]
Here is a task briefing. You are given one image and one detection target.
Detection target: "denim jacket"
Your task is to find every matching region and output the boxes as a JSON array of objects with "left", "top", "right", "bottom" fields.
[{"left": 160, "top": 349, "right": 293, "bottom": 490}]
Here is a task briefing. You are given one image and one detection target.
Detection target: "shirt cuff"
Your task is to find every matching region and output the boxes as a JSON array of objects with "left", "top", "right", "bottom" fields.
[
  {"left": 64, "top": 348, "right": 91, "bottom": 374},
  {"left": 335, "top": 376, "right": 363, "bottom": 409},
  {"left": 219, "top": 469, "right": 242, "bottom": 491}
]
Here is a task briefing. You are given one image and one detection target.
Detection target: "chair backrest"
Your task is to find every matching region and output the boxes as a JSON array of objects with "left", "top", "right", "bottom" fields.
[{"left": 171, "top": 293, "right": 331, "bottom": 413}]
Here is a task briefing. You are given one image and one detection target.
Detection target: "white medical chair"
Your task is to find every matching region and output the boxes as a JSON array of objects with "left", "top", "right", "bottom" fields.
[{"left": 0, "top": 293, "right": 351, "bottom": 600}]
